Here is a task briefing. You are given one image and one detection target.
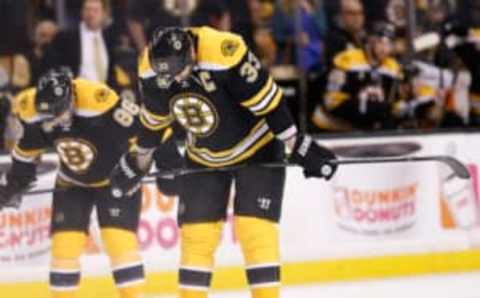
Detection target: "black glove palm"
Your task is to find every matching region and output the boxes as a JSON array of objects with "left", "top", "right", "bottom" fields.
[{"left": 289, "top": 135, "right": 337, "bottom": 180}]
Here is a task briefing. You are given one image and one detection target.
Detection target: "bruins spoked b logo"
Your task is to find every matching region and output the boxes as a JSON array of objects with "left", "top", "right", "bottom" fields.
[
  {"left": 170, "top": 93, "right": 218, "bottom": 137},
  {"left": 55, "top": 138, "right": 97, "bottom": 173}
]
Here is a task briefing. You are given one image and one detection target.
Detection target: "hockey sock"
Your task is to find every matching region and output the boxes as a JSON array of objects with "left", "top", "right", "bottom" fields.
[
  {"left": 101, "top": 228, "right": 145, "bottom": 298},
  {"left": 179, "top": 222, "right": 223, "bottom": 298},
  {"left": 234, "top": 216, "right": 280, "bottom": 298},
  {"left": 50, "top": 231, "right": 87, "bottom": 298}
]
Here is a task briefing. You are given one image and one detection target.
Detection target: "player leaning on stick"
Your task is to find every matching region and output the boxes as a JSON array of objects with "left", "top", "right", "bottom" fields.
[
  {"left": 110, "top": 26, "right": 338, "bottom": 298},
  {"left": 0, "top": 68, "right": 145, "bottom": 298}
]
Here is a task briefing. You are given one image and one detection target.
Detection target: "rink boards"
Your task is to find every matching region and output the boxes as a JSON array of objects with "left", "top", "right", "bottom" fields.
[{"left": 2, "top": 132, "right": 480, "bottom": 297}]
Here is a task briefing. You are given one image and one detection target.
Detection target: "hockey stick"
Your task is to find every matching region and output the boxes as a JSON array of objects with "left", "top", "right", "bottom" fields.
[
  {"left": 22, "top": 155, "right": 470, "bottom": 196},
  {"left": 144, "top": 155, "right": 470, "bottom": 180}
]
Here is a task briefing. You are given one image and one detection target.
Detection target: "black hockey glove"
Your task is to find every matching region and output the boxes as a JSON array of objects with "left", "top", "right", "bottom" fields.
[
  {"left": 110, "top": 152, "right": 146, "bottom": 199},
  {"left": 153, "top": 142, "right": 184, "bottom": 196},
  {"left": 289, "top": 135, "right": 337, "bottom": 180},
  {"left": 0, "top": 173, "right": 35, "bottom": 209}
]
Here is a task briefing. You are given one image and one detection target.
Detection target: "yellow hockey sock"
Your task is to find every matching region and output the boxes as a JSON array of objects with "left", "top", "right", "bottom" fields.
[
  {"left": 50, "top": 231, "right": 87, "bottom": 298},
  {"left": 234, "top": 216, "right": 281, "bottom": 298},
  {"left": 101, "top": 228, "right": 145, "bottom": 298},
  {"left": 179, "top": 222, "right": 223, "bottom": 298}
]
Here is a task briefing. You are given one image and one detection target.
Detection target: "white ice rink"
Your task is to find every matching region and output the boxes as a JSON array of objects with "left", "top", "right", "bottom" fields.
[{"left": 154, "top": 272, "right": 480, "bottom": 298}]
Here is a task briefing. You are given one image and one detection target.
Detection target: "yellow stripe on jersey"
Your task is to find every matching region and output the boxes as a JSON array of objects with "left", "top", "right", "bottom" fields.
[
  {"left": 12, "top": 144, "right": 45, "bottom": 163},
  {"left": 140, "top": 106, "right": 174, "bottom": 131},
  {"left": 161, "top": 127, "right": 174, "bottom": 143},
  {"left": 138, "top": 48, "right": 156, "bottom": 79},
  {"left": 189, "top": 120, "right": 267, "bottom": 158},
  {"left": 324, "top": 91, "right": 350, "bottom": 110},
  {"left": 187, "top": 132, "right": 274, "bottom": 167},
  {"left": 254, "top": 88, "right": 283, "bottom": 116},
  {"left": 73, "top": 79, "right": 119, "bottom": 117},
  {"left": 240, "top": 77, "right": 274, "bottom": 107},
  {"left": 114, "top": 65, "right": 131, "bottom": 87},
  {"left": 57, "top": 173, "right": 110, "bottom": 188},
  {"left": 187, "top": 120, "right": 274, "bottom": 167},
  {"left": 240, "top": 78, "right": 283, "bottom": 117}
]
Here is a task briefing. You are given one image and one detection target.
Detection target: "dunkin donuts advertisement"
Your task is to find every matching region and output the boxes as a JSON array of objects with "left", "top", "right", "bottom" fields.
[{"left": 0, "top": 133, "right": 479, "bottom": 278}]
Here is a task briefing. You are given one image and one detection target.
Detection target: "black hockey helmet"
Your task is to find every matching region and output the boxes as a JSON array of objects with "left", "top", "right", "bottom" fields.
[
  {"left": 148, "top": 27, "right": 194, "bottom": 83},
  {"left": 35, "top": 67, "right": 73, "bottom": 118},
  {"left": 369, "top": 21, "right": 396, "bottom": 41}
]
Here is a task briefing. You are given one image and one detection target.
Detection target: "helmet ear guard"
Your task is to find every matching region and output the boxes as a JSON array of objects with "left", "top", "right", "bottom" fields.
[
  {"left": 35, "top": 68, "right": 73, "bottom": 118},
  {"left": 148, "top": 27, "right": 194, "bottom": 82}
]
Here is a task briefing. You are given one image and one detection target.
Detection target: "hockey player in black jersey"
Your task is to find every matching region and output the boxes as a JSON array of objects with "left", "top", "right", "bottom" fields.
[
  {"left": 110, "top": 26, "right": 337, "bottom": 298},
  {"left": 312, "top": 22, "right": 402, "bottom": 131},
  {"left": 0, "top": 69, "right": 145, "bottom": 298}
]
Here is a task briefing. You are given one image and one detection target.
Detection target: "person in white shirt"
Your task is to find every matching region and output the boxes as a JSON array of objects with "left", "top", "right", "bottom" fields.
[{"left": 44, "top": 0, "right": 117, "bottom": 86}]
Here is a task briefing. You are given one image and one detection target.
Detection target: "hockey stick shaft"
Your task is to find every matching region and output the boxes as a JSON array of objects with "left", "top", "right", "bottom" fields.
[
  {"left": 145, "top": 155, "right": 470, "bottom": 180},
  {"left": 24, "top": 155, "right": 470, "bottom": 196}
]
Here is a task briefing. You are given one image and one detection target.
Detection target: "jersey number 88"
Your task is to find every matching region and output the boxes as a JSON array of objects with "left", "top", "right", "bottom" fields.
[{"left": 113, "top": 98, "right": 140, "bottom": 127}]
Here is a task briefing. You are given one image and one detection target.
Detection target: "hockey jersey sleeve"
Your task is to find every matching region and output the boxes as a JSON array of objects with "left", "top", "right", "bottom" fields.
[
  {"left": 135, "top": 47, "right": 177, "bottom": 149},
  {"left": 137, "top": 79, "right": 175, "bottom": 149},
  {"left": 10, "top": 89, "right": 49, "bottom": 183},
  {"left": 226, "top": 48, "right": 297, "bottom": 140}
]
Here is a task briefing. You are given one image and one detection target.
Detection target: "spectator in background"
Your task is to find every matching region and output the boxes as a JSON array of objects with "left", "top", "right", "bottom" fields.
[
  {"left": 234, "top": 0, "right": 259, "bottom": 50},
  {"left": 0, "top": 0, "right": 29, "bottom": 55},
  {"left": 127, "top": 0, "right": 204, "bottom": 52},
  {"left": 324, "top": 0, "right": 366, "bottom": 66},
  {"left": 0, "top": 68, "right": 21, "bottom": 152},
  {"left": 272, "top": 0, "right": 327, "bottom": 71},
  {"left": 22, "top": 19, "right": 58, "bottom": 87},
  {"left": 32, "top": 0, "right": 57, "bottom": 20},
  {"left": 440, "top": 1, "right": 480, "bottom": 126},
  {"left": 44, "top": 0, "right": 117, "bottom": 85},
  {"left": 0, "top": 68, "right": 11, "bottom": 151},
  {"left": 312, "top": 22, "right": 402, "bottom": 131},
  {"left": 198, "top": 0, "right": 232, "bottom": 31}
]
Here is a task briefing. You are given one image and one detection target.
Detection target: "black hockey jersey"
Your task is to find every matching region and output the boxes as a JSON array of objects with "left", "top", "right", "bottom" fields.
[
  {"left": 313, "top": 48, "right": 401, "bottom": 130},
  {"left": 12, "top": 79, "right": 139, "bottom": 186},
  {"left": 138, "top": 27, "right": 294, "bottom": 168}
]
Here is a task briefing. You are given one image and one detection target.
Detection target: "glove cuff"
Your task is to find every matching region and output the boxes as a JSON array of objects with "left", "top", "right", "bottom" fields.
[
  {"left": 292, "top": 135, "right": 313, "bottom": 159},
  {"left": 120, "top": 152, "right": 146, "bottom": 179}
]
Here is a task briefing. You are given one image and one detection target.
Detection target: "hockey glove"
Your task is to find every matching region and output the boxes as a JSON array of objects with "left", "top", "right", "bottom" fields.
[
  {"left": 110, "top": 152, "right": 146, "bottom": 199},
  {"left": 153, "top": 142, "right": 184, "bottom": 196},
  {"left": 289, "top": 135, "right": 337, "bottom": 180},
  {"left": 0, "top": 173, "right": 35, "bottom": 209}
]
